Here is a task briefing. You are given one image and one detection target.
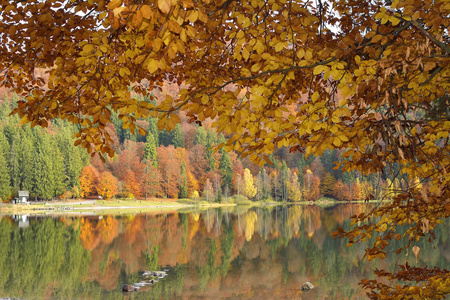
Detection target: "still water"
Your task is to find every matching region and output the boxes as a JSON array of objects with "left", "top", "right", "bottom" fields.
[{"left": 0, "top": 205, "right": 448, "bottom": 299}]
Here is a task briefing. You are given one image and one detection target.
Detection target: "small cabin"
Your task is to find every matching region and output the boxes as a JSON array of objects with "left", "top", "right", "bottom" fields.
[{"left": 15, "top": 191, "right": 29, "bottom": 204}]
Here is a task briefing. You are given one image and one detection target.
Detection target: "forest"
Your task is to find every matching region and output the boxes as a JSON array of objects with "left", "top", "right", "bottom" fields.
[{"left": 0, "top": 92, "right": 406, "bottom": 203}]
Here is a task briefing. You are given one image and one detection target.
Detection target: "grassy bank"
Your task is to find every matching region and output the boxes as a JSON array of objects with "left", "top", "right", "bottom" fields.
[
  {"left": 0, "top": 198, "right": 236, "bottom": 215},
  {"left": 0, "top": 197, "right": 382, "bottom": 215}
]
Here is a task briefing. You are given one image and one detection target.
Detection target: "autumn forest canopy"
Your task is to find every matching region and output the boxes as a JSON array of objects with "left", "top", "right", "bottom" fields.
[{"left": 0, "top": 0, "right": 449, "bottom": 298}]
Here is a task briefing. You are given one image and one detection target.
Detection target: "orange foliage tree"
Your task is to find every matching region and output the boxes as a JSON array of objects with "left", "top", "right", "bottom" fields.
[
  {"left": 97, "top": 171, "right": 118, "bottom": 199},
  {"left": 157, "top": 145, "right": 181, "bottom": 198},
  {"left": 79, "top": 165, "right": 99, "bottom": 198},
  {"left": 123, "top": 169, "right": 141, "bottom": 198}
]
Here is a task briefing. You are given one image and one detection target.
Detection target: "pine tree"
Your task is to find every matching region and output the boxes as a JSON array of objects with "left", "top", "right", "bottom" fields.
[
  {"left": 205, "top": 129, "right": 217, "bottom": 171},
  {"left": 278, "top": 161, "right": 289, "bottom": 201},
  {"left": 297, "top": 154, "right": 306, "bottom": 187},
  {"left": 171, "top": 123, "right": 184, "bottom": 148},
  {"left": 179, "top": 162, "right": 188, "bottom": 199},
  {"left": 143, "top": 133, "right": 158, "bottom": 167},
  {"left": 219, "top": 149, "right": 233, "bottom": 191},
  {"left": 19, "top": 133, "right": 34, "bottom": 192},
  {"left": 193, "top": 126, "right": 207, "bottom": 146},
  {"left": 51, "top": 147, "right": 66, "bottom": 198},
  {"left": 147, "top": 116, "right": 160, "bottom": 146},
  {"left": 0, "top": 151, "right": 11, "bottom": 201}
]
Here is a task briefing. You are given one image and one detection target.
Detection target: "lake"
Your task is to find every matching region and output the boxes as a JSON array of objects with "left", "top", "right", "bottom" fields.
[{"left": 0, "top": 204, "right": 448, "bottom": 299}]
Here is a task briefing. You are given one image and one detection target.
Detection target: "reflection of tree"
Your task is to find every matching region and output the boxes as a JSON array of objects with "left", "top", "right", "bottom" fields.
[
  {"left": 1, "top": 208, "right": 448, "bottom": 299},
  {"left": 220, "top": 221, "right": 235, "bottom": 276},
  {"left": 0, "top": 218, "right": 90, "bottom": 298},
  {"left": 197, "top": 239, "right": 219, "bottom": 291}
]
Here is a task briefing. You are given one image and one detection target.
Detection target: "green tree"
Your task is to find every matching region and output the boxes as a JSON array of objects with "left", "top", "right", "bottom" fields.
[
  {"left": 0, "top": 151, "right": 11, "bottom": 200},
  {"left": 218, "top": 149, "right": 233, "bottom": 191},
  {"left": 143, "top": 133, "right": 158, "bottom": 167},
  {"left": 51, "top": 147, "right": 66, "bottom": 198},
  {"left": 179, "top": 162, "right": 188, "bottom": 199},
  {"left": 278, "top": 161, "right": 289, "bottom": 201},
  {"left": 193, "top": 126, "right": 207, "bottom": 146},
  {"left": 171, "top": 123, "right": 184, "bottom": 148}
]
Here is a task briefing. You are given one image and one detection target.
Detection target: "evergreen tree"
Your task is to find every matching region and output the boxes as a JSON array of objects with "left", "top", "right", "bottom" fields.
[
  {"left": 58, "top": 125, "right": 89, "bottom": 189},
  {"left": 193, "top": 126, "right": 207, "bottom": 146},
  {"left": 0, "top": 130, "right": 9, "bottom": 155},
  {"left": 171, "top": 123, "right": 184, "bottom": 148},
  {"left": 179, "top": 162, "right": 188, "bottom": 199},
  {"left": 278, "top": 161, "right": 289, "bottom": 201},
  {"left": 19, "top": 136, "right": 34, "bottom": 192},
  {"left": 143, "top": 133, "right": 158, "bottom": 167},
  {"left": 0, "top": 151, "right": 11, "bottom": 200},
  {"left": 7, "top": 134, "right": 20, "bottom": 191},
  {"left": 159, "top": 129, "right": 172, "bottom": 146},
  {"left": 51, "top": 147, "right": 66, "bottom": 198},
  {"left": 298, "top": 154, "right": 306, "bottom": 187},
  {"left": 147, "top": 117, "right": 160, "bottom": 146},
  {"left": 111, "top": 112, "right": 125, "bottom": 143},
  {"left": 218, "top": 149, "right": 233, "bottom": 191},
  {"left": 205, "top": 129, "right": 217, "bottom": 171},
  {"left": 31, "top": 150, "right": 43, "bottom": 200},
  {"left": 321, "top": 149, "right": 338, "bottom": 178}
]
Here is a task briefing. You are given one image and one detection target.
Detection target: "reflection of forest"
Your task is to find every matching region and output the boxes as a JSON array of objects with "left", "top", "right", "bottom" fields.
[{"left": 0, "top": 205, "right": 448, "bottom": 299}]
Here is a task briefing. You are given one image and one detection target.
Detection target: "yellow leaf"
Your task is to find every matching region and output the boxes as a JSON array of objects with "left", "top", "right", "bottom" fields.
[
  {"left": 140, "top": 5, "right": 152, "bottom": 19},
  {"left": 107, "top": 0, "right": 122, "bottom": 10},
  {"left": 20, "top": 116, "right": 29, "bottom": 125},
  {"left": 254, "top": 42, "right": 264, "bottom": 54},
  {"left": 242, "top": 47, "right": 250, "bottom": 60},
  {"left": 158, "top": 0, "right": 171, "bottom": 14},
  {"left": 168, "top": 19, "right": 181, "bottom": 33},
  {"left": 333, "top": 137, "right": 342, "bottom": 147},
  {"left": 147, "top": 59, "right": 159, "bottom": 73},
  {"left": 83, "top": 44, "right": 94, "bottom": 53},
  {"left": 153, "top": 38, "right": 162, "bottom": 52},
  {"left": 189, "top": 10, "right": 198, "bottom": 23}
]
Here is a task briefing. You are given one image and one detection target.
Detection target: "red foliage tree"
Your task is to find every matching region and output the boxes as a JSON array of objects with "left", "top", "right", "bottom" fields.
[
  {"left": 111, "top": 141, "right": 145, "bottom": 181},
  {"left": 188, "top": 144, "right": 208, "bottom": 190},
  {"left": 142, "top": 161, "right": 161, "bottom": 198}
]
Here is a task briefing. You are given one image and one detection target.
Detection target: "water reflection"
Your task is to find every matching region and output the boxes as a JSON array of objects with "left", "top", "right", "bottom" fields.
[{"left": 0, "top": 205, "right": 448, "bottom": 299}]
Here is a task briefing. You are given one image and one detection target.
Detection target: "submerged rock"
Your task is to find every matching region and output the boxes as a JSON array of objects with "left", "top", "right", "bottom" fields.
[
  {"left": 121, "top": 284, "right": 139, "bottom": 292},
  {"left": 300, "top": 282, "right": 314, "bottom": 293}
]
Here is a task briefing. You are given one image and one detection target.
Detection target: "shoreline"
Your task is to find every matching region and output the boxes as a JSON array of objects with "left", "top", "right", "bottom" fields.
[{"left": 0, "top": 198, "right": 382, "bottom": 215}]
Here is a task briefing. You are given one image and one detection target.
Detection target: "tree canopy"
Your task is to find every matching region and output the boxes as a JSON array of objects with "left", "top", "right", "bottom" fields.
[{"left": 0, "top": 0, "right": 449, "bottom": 297}]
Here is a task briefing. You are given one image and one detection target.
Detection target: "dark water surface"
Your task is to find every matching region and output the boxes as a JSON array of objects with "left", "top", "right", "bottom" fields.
[{"left": 0, "top": 205, "right": 448, "bottom": 299}]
